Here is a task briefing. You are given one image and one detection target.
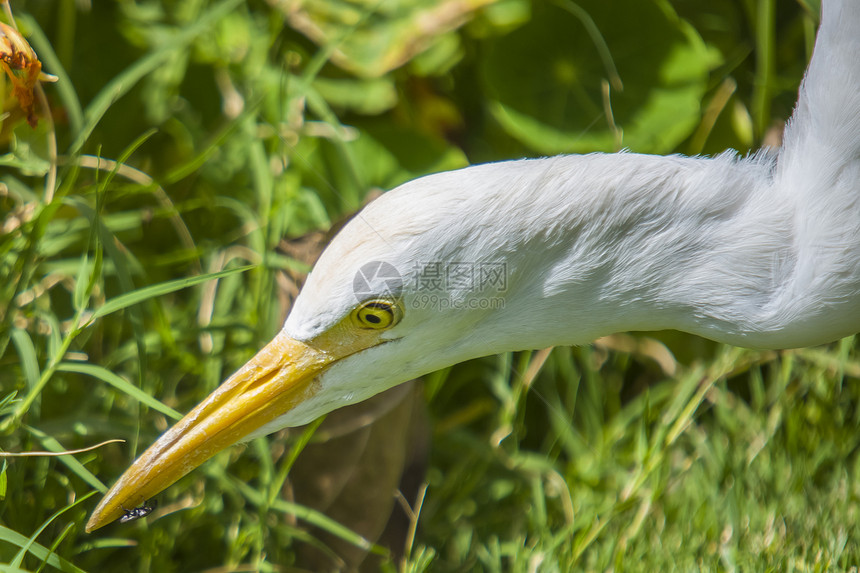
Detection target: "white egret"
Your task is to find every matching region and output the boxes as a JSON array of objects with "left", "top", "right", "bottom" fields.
[{"left": 86, "top": 0, "right": 859, "bottom": 531}]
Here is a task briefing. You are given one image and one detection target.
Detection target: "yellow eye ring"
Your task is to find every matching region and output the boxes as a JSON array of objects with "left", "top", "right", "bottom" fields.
[{"left": 352, "top": 299, "right": 402, "bottom": 330}]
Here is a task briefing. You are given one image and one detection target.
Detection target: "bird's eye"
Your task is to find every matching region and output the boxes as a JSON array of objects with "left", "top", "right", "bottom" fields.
[{"left": 352, "top": 299, "right": 402, "bottom": 330}]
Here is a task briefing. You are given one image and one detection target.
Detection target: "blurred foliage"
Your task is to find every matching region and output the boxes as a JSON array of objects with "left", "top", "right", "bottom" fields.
[
  {"left": 483, "top": 0, "right": 720, "bottom": 153},
  {"left": 0, "top": 0, "right": 857, "bottom": 571}
]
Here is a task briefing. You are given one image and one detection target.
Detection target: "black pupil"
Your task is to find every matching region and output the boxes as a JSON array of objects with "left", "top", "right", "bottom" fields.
[{"left": 365, "top": 313, "right": 381, "bottom": 324}]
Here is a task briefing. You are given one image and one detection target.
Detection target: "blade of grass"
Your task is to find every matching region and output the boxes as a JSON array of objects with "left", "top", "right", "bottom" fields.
[
  {"left": 36, "top": 521, "right": 75, "bottom": 573},
  {"left": 25, "top": 427, "right": 107, "bottom": 493},
  {"left": 0, "top": 563, "right": 31, "bottom": 572},
  {"left": 553, "top": 0, "right": 623, "bottom": 90},
  {"left": 0, "top": 460, "right": 7, "bottom": 498},
  {"left": 214, "top": 465, "right": 387, "bottom": 556},
  {"left": 55, "top": 362, "right": 182, "bottom": 420},
  {"left": 10, "top": 328, "right": 40, "bottom": 391},
  {"left": 266, "top": 416, "right": 325, "bottom": 506},
  {"left": 5, "top": 491, "right": 94, "bottom": 573},
  {"left": 752, "top": 0, "right": 775, "bottom": 137},
  {"left": 0, "top": 199, "right": 65, "bottom": 363},
  {"left": 87, "top": 264, "right": 255, "bottom": 323},
  {"left": 1, "top": 264, "right": 253, "bottom": 431},
  {"left": 88, "top": 130, "right": 158, "bottom": 394},
  {"left": 71, "top": 249, "right": 90, "bottom": 313}
]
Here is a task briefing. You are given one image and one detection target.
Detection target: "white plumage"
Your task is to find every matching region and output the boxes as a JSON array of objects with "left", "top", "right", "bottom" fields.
[
  {"left": 87, "top": 0, "right": 860, "bottom": 530},
  {"left": 281, "top": 0, "right": 860, "bottom": 426}
]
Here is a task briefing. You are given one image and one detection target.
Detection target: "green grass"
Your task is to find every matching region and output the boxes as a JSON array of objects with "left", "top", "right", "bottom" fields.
[{"left": 1, "top": 0, "right": 858, "bottom": 571}]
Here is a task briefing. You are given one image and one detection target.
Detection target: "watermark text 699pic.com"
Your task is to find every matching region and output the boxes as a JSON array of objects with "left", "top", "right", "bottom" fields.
[{"left": 410, "top": 293, "right": 505, "bottom": 311}]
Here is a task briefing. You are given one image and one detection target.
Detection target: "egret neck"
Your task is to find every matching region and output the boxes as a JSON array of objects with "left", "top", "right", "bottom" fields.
[{"left": 86, "top": 0, "right": 860, "bottom": 532}]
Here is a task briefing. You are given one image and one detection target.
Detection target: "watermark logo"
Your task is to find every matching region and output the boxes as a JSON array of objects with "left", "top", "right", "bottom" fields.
[
  {"left": 353, "top": 261, "right": 403, "bottom": 301},
  {"left": 412, "top": 261, "right": 507, "bottom": 292},
  {"left": 353, "top": 260, "right": 507, "bottom": 310},
  {"left": 411, "top": 261, "right": 507, "bottom": 311}
]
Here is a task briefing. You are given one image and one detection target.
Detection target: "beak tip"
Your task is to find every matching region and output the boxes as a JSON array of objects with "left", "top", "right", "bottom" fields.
[
  {"left": 86, "top": 489, "right": 127, "bottom": 533},
  {"left": 85, "top": 515, "right": 104, "bottom": 533},
  {"left": 83, "top": 332, "right": 331, "bottom": 535},
  {"left": 85, "top": 504, "right": 117, "bottom": 533}
]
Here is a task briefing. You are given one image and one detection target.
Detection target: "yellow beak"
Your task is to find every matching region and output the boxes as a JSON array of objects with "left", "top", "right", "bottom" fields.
[{"left": 85, "top": 330, "right": 334, "bottom": 532}]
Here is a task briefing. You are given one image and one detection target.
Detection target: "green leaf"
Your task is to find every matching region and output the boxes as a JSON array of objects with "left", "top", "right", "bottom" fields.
[
  {"left": 482, "top": 0, "right": 720, "bottom": 154},
  {"left": 275, "top": 0, "right": 485, "bottom": 77},
  {"left": 313, "top": 77, "right": 398, "bottom": 115},
  {"left": 69, "top": 0, "right": 244, "bottom": 155}
]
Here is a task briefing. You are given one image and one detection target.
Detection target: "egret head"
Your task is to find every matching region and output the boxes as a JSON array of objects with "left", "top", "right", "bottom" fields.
[
  {"left": 86, "top": 160, "right": 557, "bottom": 531},
  {"left": 275, "top": 167, "right": 525, "bottom": 428}
]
